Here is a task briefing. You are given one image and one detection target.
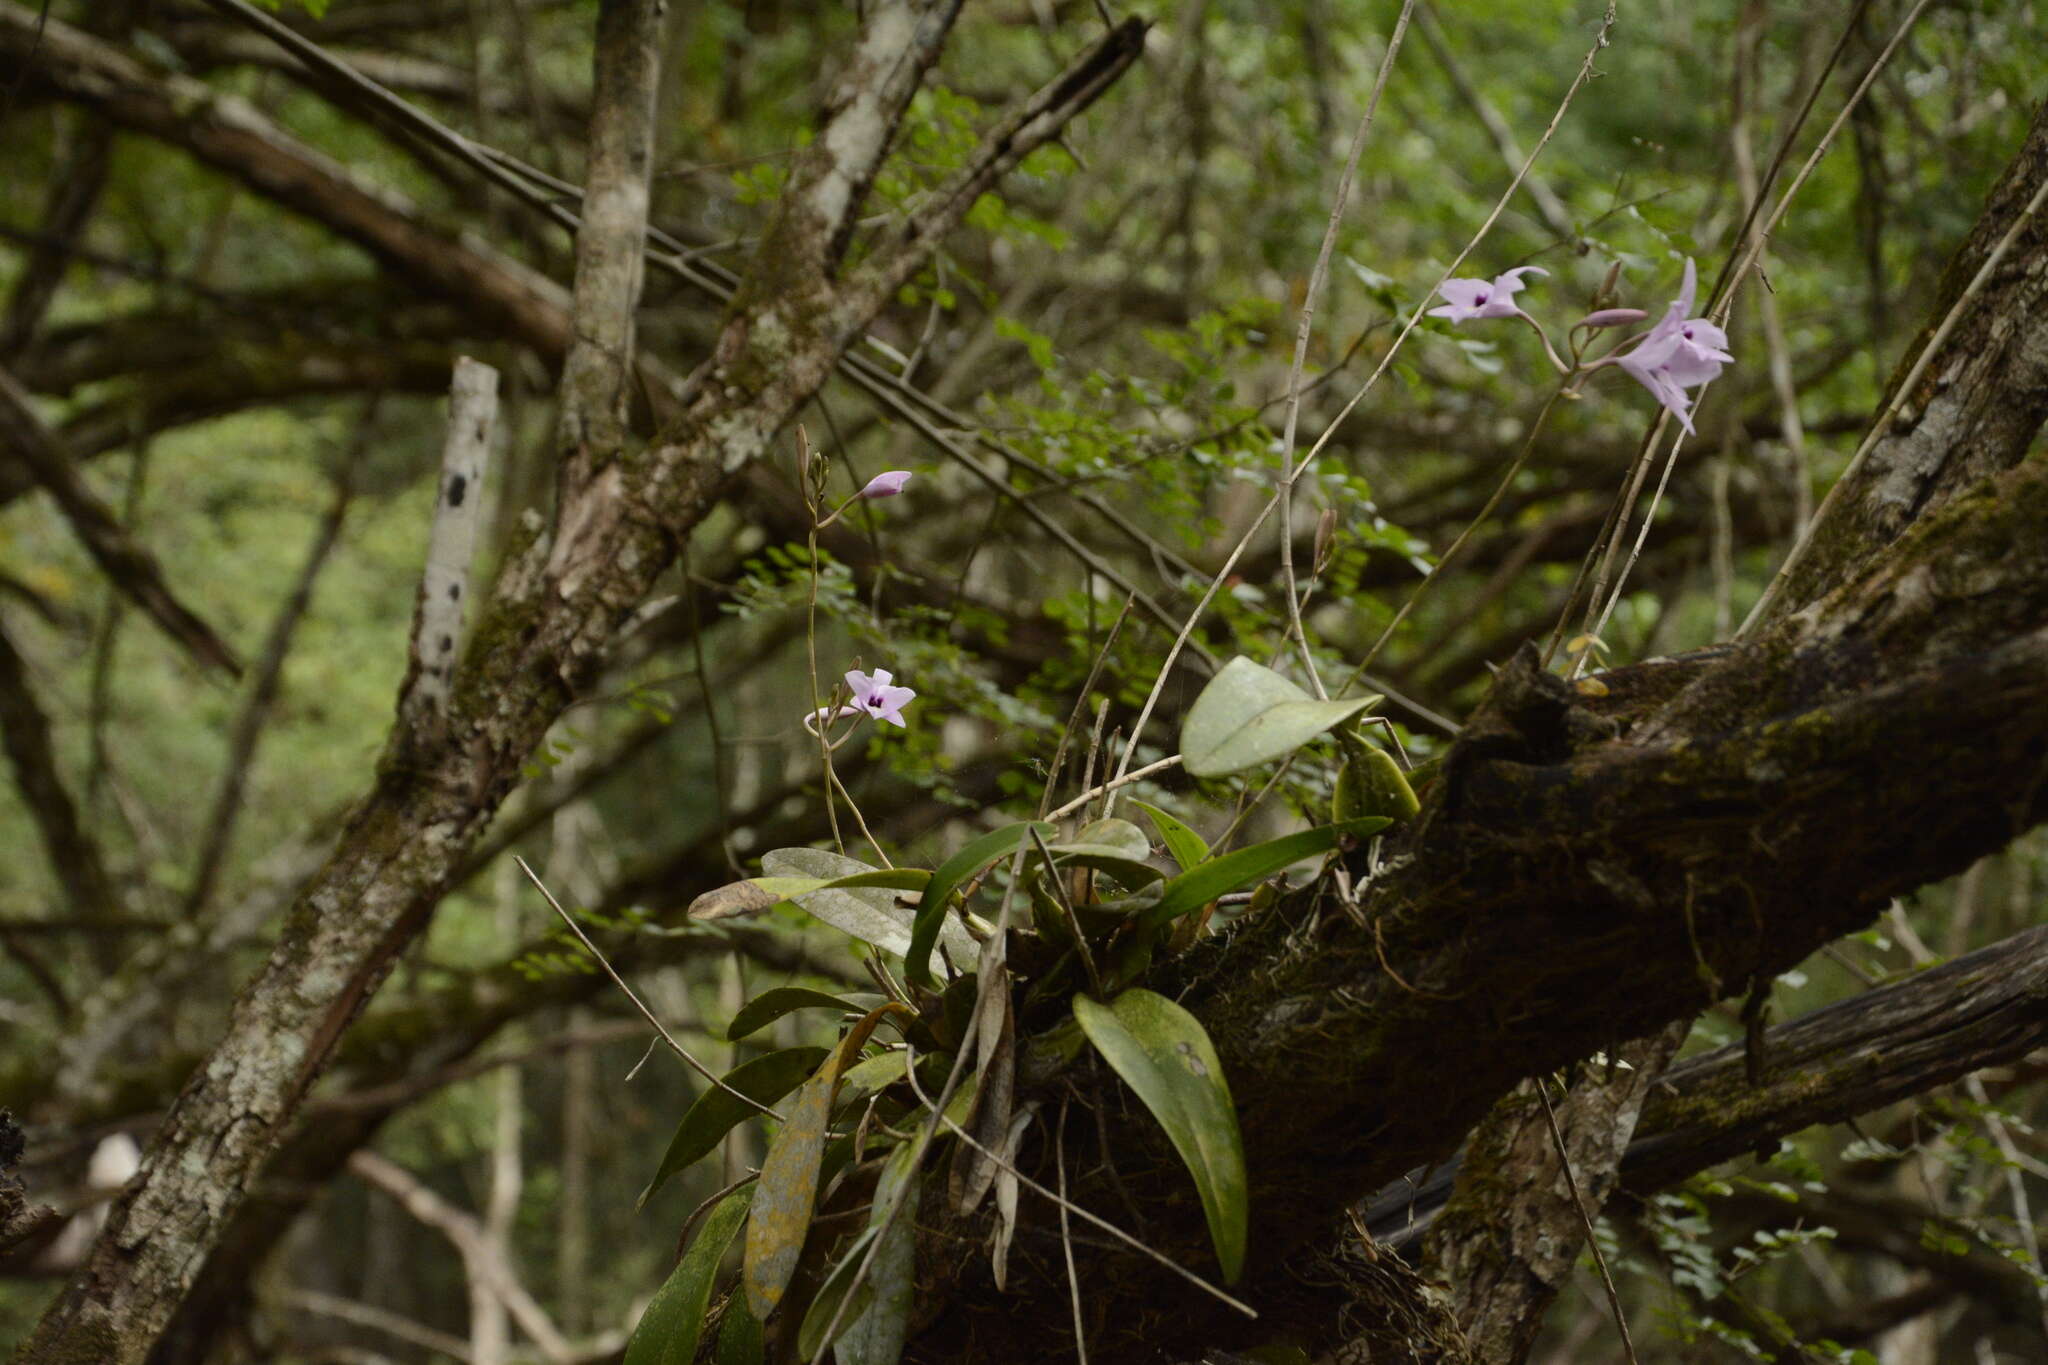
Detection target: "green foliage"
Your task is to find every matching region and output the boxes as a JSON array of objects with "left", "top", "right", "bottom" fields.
[
  {"left": 625, "top": 1190, "right": 752, "bottom": 1365},
  {"left": 1073, "top": 988, "right": 1248, "bottom": 1283}
]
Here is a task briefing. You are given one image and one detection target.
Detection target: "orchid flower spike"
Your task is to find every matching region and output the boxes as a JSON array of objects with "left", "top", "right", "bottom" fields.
[
  {"left": 1614, "top": 259, "right": 1733, "bottom": 434},
  {"left": 1428, "top": 266, "right": 1548, "bottom": 323},
  {"left": 845, "top": 668, "right": 915, "bottom": 727},
  {"left": 858, "top": 470, "right": 912, "bottom": 499}
]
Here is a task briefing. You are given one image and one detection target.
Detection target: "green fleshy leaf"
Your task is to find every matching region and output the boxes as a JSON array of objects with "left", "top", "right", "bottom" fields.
[
  {"left": 725, "top": 988, "right": 874, "bottom": 1043},
  {"left": 1074, "top": 989, "right": 1247, "bottom": 1283},
  {"left": 1180, "top": 656, "right": 1381, "bottom": 777},
  {"left": 795, "top": 1227, "right": 879, "bottom": 1361},
  {"left": 1140, "top": 818, "right": 1388, "bottom": 930},
  {"left": 641, "top": 1048, "right": 830, "bottom": 1208},
  {"left": 907, "top": 822, "right": 1055, "bottom": 986},
  {"left": 713, "top": 1291, "right": 763, "bottom": 1365},
  {"left": 744, "top": 1065, "right": 836, "bottom": 1319},
  {"left": 1132, "top": 799, "right": 1210, "bottom": 872},
  {"left": 624, "top": 1189, "right": 750, "bottom": 1365},
  {"left": 838, "top": 1143, "right": 923, "bottom": 1365},
  {"left": 762, "top": 848, "right": 974, "bottom": 968}
]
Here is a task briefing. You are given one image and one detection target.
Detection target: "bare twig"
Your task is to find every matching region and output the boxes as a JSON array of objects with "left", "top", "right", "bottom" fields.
[
  {"left": 183, "top": 406, "right": 370, "bottom": 919},
  {"left": 1535, "top": 1080, "right": 1640, "bottom": 1365},
  {"left": 0, "top": 364, "right": 240, "bottom": 677},
  {"left": 513, "top": 857, "right": 777, "bottom": 1116},
  {"left": 347, "top": 1150, "right": 573, "bottom": 1363},
  {"left": 0, "top": 623, "right": 120, "bottom": 928}
]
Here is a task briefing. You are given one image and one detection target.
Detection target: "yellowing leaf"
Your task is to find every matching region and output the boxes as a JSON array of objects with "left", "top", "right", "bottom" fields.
[{"left": 743, "top": 1067, "right": 834, "bottom": 1319}]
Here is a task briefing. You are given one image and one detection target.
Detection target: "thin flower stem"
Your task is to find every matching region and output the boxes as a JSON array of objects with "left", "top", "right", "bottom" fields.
[
  {"left": 1353, "top": 386, "right": 1565, "bottom": 679},
  {"left": 1584, "top": 420, "right": 1688, "bottom": 667},
  {"left": 797, "top": 429, "right": 846, "bottom": 856},
  {"left": 514, "top": 858, "right": 778, "bottom": 1118},
  {"left": 1277, "top": 0, "right": 1417, "bottom": 701},
  {"left": 826, "top": 762, "right": 892, "bottom": 869}
]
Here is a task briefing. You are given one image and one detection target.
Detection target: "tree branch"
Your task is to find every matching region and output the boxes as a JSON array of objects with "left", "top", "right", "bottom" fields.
[
  {"left": 0, "top": 365, "right": 241, "bottom": 676},
  {"left": 0, "top": 623, "right": 121, "bottom": 933}
]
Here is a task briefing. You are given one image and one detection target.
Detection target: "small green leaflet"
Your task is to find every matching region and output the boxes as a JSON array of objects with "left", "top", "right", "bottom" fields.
[
  {"left": 1074, "top": 989, "right": 1248, "bottom": 1283},
  {"left": 1180, "top": 656, "right": 1381, "bottom": 777},
  {"left": 640, "top": 1048, "right": 829, "bottom": 1208},
  {"left": 623, "top": 1189, "right": 750, "bottom": 1365},
  {"left": 1139, "top": 817, "right": 1389, "bottom": 930},
  {"left": 1132, "top": 799, "right": 1210, "bottom": 872},
  {"left": 906, "top": 821, "right": 1055, "bottom": 986}
]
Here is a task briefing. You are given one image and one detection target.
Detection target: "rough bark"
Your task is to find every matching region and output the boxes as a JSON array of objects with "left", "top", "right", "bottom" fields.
[{"left": 1418, "top": 1025, "right": 1687, "bottom": 1365}]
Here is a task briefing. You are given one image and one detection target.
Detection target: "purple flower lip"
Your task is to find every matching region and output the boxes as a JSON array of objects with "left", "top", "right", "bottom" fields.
[
  {"left": 1611, "top": 259, "right": 1734, "bottom": 435},
  {"left": 1427, "top": 266, "right": 1548, "bottom": 324},
  {"left": 844, "top": 668, "right": 915, "bottom": 727}
]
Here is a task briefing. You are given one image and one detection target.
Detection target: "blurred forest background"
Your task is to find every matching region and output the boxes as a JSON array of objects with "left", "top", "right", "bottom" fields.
[{"left": 0, "top": 1, "right": 2044, "bottom": 1362}]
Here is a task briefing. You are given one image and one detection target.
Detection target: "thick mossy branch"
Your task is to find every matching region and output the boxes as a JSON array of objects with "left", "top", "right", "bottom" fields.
[{"left": 907, "top": 458, "right": 2048, "bottom": 1364}]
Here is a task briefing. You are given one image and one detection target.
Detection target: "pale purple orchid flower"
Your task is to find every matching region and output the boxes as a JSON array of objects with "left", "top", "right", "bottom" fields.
[
  {"left": 1428, "top": 266, "right": 1548, "bottom": 323},
  {"left": 858, "top": 470, "right": 912, "bottom": 499},
  {"left": 845, "top": 668, "right": 915, "bottom": 727},
  {"left": 1614, "top": 259, "right": 1733, "bottom": 434}
]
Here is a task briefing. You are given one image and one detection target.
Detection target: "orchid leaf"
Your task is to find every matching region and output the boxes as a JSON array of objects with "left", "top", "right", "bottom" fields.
[
  {"left": 624, "top": 1188, "right": 750, "bottom": 1365},
  {"left": 838, "top": 1048, "right": 911, "bottom": 1100},
  {"left": 713, "top": 1291, "right": 763, "bottom": 1365},
  {"left": 906, "top": 822, "right": 1055, "bottom": 986},
  {"left": 1038, "top": 844, "right": 1165, "bottom": 885},
  {"left": 1068, "top": 817, "right": 1152, "bottom": 860},
  {"left": 795, "top": 1227, "right": 880, "bottom": 1362},
  {"left": 1132, "top": 799, "right": 1210, "bottom": 872},
  {"left": 640, "top": 1048, "right": 830, "bottom": 1207},
  {"left": 1333, "top": 744, "right": 1421, "bottom": 824},
  {"left": 837, "top": 1143, "right": 922, "bottom": 1365},
  {"left": 725, "top": 988, "right": 876, "bottom": 1043},
  {"left": 1140, "top": 817, "right": 1389, "bottom": 930},
  {"left": 763, "top": 848, "right": 976, "bottom": 969},
  {"left": 743, "top": 1063, "right": 836, "bottom": 1319},
  {"left": 1074, "top": 989, "right": 1247, "bottom": 1283},
  {"left": 1180, "top": 655, "right": 1381, "bottom": 777}
]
